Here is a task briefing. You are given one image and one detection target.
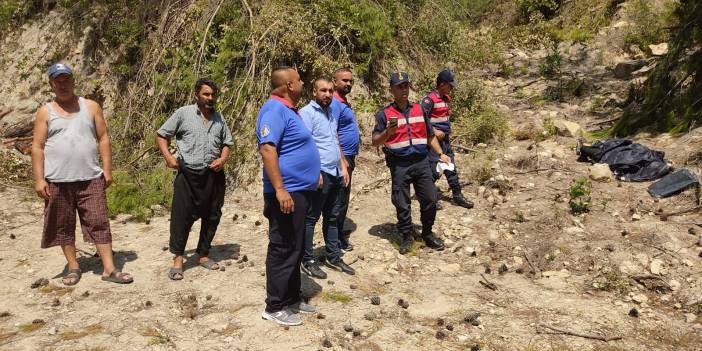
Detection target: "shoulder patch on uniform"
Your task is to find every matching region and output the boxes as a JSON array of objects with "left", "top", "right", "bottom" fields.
[{"left": 260, "top": 125, "right": 270, "bottom": 137}]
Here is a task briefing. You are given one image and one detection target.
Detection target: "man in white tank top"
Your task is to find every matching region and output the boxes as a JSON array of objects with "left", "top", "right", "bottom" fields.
[{"left": 31, "top": 63, "right": 133, "bottom": 285}]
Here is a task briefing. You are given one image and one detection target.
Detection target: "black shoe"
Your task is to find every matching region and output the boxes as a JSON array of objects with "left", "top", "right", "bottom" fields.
[
  {"left": 452, "top": 194, "right": 474, "bottom": 209},
  {"left": 436, "top": 201, "right": 444, "bottom": 211},
  {"left": 339, "top": 236, "right": 354, "bottom": 253},
  {"left": 422, "top": 232, "right": 445, "bottom": 251},
  {"left": 399, "top": 234, "right": 413, "bottom": 255},
  {"left": 325, "top": 258, "right": 356, "bottom": 275},
  {"left": 301, "top": 260, "right": 327, "bottom": 279}
]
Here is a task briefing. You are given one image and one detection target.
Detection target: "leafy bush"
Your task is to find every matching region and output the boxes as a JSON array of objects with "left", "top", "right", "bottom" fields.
[
  {"left": 518, "top": 0, "right": 562, "bottom": 23},
  {"left": 538, "top": 43, "right": 562, "bottom": 78},
  {"left": 624, "top": 0, "right": 675, "bottom": 50},
  {"left": 568, "top": 177, "right": 592, "bottom": 215},
  {"left": 106, "top": 168, "right": 175, "bottom": 222}
]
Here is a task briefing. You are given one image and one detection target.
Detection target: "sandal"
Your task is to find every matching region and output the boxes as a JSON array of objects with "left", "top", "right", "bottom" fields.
[
  {"left": 102, "top": 270, "right": 133, "bottom": 284},
  {"left": 200, "top": 259, "right": 220, "bottom": 270},
  {"left": 168, "top": 267, "right": 184, "bottom": 281},
  {"left": 62, "top": 268, "right": 82, "bottom": 286}
]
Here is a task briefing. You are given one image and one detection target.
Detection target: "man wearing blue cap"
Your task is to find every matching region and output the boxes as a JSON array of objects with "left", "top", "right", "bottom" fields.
[
  {"left": 31, "top": 63, "right": 133, "bottom": 285},
  {"left": 372, "top": 72, "right": 450, "bottom": 254},
  {"left": 422, "top": 69, "right": 474, "bottom": 209}
]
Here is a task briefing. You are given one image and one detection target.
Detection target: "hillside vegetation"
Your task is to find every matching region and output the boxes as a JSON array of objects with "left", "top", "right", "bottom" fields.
[{"left": 0, "top": 0, "right": 684, "bottom": 219}]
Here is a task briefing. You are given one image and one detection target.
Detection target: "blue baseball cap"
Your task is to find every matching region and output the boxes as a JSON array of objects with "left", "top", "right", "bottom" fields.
[
  {"left": 437, "top": 69, "right": 456, "bottom": 87},
  {"left": 47, "top": 63, "right": 73, "bottom": 79},
  {"left": 389, "top": 72, "right": 410, "bottom": 86}
]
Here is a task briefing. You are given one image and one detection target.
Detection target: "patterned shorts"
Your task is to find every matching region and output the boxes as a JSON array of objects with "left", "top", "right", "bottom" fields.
[{"left": 41, "top": 176, "right": 112, "bottom": 248}]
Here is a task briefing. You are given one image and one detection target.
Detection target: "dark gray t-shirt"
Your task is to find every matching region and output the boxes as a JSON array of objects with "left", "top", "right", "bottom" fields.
[{"left": 157, "top": 104, "right": 234, "bottom": 170}]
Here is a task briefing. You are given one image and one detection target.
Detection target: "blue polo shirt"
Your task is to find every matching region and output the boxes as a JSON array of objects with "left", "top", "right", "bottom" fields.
[
  {"left": 333, "top": 93, "right": 360, "bottom": 156},
  {"left": 257, "top": 96, "right": 321, "bottom": 194}
]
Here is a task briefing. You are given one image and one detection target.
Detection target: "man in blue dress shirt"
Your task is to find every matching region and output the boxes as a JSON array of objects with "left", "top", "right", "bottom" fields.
[{"left": 299, "top": 77, "right": 355, "bottom": 280}]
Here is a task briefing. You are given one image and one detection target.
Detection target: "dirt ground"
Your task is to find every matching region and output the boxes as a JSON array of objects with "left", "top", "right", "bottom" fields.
[{"left": 2, "top": 21, "right": 702, "bottom": 351}]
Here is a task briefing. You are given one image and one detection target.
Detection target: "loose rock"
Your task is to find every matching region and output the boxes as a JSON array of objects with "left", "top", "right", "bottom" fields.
[
  {"left": 364, "top": 312, "right": 377, "bottom": 321},
  {"left": 343, "top": 324, "right": 354, "bottom": 332},
  {"left": 30, "top": 278, "right": 49, "bottom": 289},
  {"left": 397, "top": 298, "right": 409, "bottom": 309},
  {"left": 628, "top": 308, "right": 639, "bottom": 317},
  {"left": 370, "top": 296, "right": 380, "bottom": 305},
  {"left": 464, "top": 311, "right": 481, "bottom": 324},
  {"left": 435, "top": 329, "right": 448, "bottom": 339},
  {"left": 51, "top": 298, "right": 60, "bottom": 307},
  {"left": 322, "top": 338, "right": 332, "bottom": 348},
  {"left": 498, "top": 263, "right": 508, "bottom": 274}
]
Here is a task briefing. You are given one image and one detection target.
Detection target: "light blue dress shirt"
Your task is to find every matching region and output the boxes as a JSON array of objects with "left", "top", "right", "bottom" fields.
[{"left": 299, "top": 100, "right": 342, "bottom": 176}]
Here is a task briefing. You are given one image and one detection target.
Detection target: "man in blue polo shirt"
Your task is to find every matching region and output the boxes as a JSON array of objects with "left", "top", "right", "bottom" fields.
[
  {"left": 332, "top": 68, "right": 360, "bottom": 252},
  {"left": 258, "top": 67, "right": 321, "bottom": 326},
  {"left": 299, "top": 76, "right": 355, "bottom": 280}
]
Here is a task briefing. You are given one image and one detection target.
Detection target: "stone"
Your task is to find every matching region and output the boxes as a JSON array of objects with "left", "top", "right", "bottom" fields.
[
  {"left": 589, "top": 163, "right": 613, "bottom": 182},
  {"left": 30, "top": 278, "right": 49, "bottom": 289},
  {"left": 650, "top": 259, "right": 665, "bottom": 275},
  {"left": 370, "top": 296, "right": 381, "bottom": 305},
  {"left": 552, "top": 119, "right": 584, "bottom": 138},
  {"left": 48, "top": 326, "right": 58, "bottom": 335},
  {"left": 669, "top": 280, "right": 681, "bottom": 291},
  {"left": 631, "top": 213, "right": 642, "bottom": 221},
  {"left": 685, "top": 313, "right": 697, "bottom": 323},
  {"left": 364, "top": 312, "right": 377, "bottom": 321},
  {"left": 398, "top": 298, "right": 410, "bottom": 309},
  {"left": 439, "top": 263, "right": 461, "bottom": 273},
  {"left": 613, "top": 60, "right": 647, "bottom": 79},
  {"left": 648, "top": 43, "right": 669, "bottom": 56},
  {"left": 322, "top": 338, "right": 332, "bottom": 348},
  {"left": 343, "top": 324, "right": 354, "bottom": 332},
  {"left": 628, "top": 308, "right": 639, "bottom": 317},
  {"left": 435, "top": 330, "right": 448, "bottom": 339},
  {"left": 463, "top": 311, "right": 481, "bottom": 324},
  {"left": 632, "top": 293, "right": 649, "bottom": 304},
  {"left": 407, "top": 324, "right": 422, "bottom": 334}
]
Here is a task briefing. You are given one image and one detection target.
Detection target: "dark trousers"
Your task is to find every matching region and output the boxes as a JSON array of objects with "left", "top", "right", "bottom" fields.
[
  {"left": 264, "top": 191, "right": 311, "bottom": 313},
  {"left": 304, "top": 172, "right": 343, "bottom": 262},
  {"left": 169, "top": 165, "right": 225, "bottom": 257},
  {"left": 337, "top": 155, "right": 355, "bottom": 241},
  {"left": 429, "top": 135, "right": 462, "bottom": 194},
  {"left": 390, "top": 157, "right": 437, "bottom": 235}
]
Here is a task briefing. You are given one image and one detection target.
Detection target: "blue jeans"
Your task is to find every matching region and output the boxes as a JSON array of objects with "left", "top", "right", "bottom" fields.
[{"left": 304, "top": 171, "right": 343, "bottom": 262}]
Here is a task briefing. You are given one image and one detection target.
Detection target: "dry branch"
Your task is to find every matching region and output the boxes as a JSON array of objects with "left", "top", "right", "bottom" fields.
[
  {"left": 479, "top": 273, "right": 497, "bottom": 290},
  {"left": 537, "top": 324, "right": 622, "bottom": 342}
]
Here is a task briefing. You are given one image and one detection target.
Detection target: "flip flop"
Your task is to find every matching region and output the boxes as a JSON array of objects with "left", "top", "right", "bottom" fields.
[
  {"left": 62, "top": 268, "right": 82, "bottom": 286},
  {"left": 102, "top": 270, "right": 133, "bottom": 284},
  {"left": 168, "top": 267, "right": 184, "bottom": 281},
  {"left": 200, "top": 260, "right": 220, "bottom": 270}
]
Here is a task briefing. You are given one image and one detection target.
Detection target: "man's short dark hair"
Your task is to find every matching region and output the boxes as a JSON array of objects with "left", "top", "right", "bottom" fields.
[
  {"left": 313, "top": 76, "right": 332, "bottom": 89},
  {"left": 195, "top": 78, "right": 219, "bottom": 95},
  {"left": 271, "top": 66, "right": 293, "bottom": 89},
  {"left": 334, "top": 67, "right": 352, "bottom": 76}
]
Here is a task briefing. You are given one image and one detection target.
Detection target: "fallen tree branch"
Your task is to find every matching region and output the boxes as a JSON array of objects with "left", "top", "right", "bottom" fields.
[
  {"left": 657, "top": 205, "right": 702, "bottom": 220},
  {"left": 512, "top": 78, "right": 544, "bottom": 91},
  {"left": 452, "top": 144, "right": 478, "bottom": 153},
  {"left": 589, "top": 117, "right": 621, "bottom": 126},
  {"left": 523, "top": 252, "right": 541, "bottom": 277},
  {"left": 537, "top": 324, "right": 622, "bottom": 342},
  {"left": 2, "top": 136, "right": 33, "bottom": 144},
  {"left": 479, "top": 273, "right": 497, "bottom": 290}
]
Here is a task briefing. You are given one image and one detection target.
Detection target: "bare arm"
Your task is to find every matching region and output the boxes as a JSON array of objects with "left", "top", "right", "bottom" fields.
[
  {"left": 31, "top": 106, "right": 50, "bottom": 199},
  {"left": 260, "top": 143, "right": 294, "bottom": 214},
  {"left": 209, "top": 145, "right": 230, "bottom": 172},
  {"left": 156, "top": 134, "right": 179, "bottom": 170},
  {"left": 429, "top": 135, "right": 451, "bottom": 163},
  {"left": 89, "top": 100, "right": 113, "bottom": 187}
]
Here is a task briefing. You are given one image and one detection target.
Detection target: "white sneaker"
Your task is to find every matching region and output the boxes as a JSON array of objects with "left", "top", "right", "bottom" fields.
[
  {"left": 261, "top": 309, "right": 302, "bottom": 326},
  {"left": 288, "top": 301, "right": 316, "bottom": 314}
]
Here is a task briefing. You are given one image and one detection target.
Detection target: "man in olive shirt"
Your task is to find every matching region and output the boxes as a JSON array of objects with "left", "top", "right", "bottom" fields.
[{"left": 156, "top": 78, "right": 234, "bottom": 280}]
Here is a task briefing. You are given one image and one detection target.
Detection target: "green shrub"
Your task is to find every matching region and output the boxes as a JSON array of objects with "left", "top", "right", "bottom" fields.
[
  {"left": 106, "top": 168, "right": 175, "bottom": 222},
  {"left": 538, "top": 43, "right": 562, "bottom": 78},
  {"left": 568, "top": 177, "right": 592, "bottom": 215},
  {"left": 624, "top": 0, "right": 675, "bottom": 50}
]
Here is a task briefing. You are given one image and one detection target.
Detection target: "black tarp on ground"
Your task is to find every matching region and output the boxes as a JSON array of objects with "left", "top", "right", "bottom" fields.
[
  {"left": 578, "top": 139, "right": 670, "bottom": 181},
  {"left": 648, "top": 169, "right": 699, "bottom": 198}
]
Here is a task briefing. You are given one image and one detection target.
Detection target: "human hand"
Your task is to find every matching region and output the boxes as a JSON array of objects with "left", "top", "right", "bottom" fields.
[
  {"left": 165, "top": 156, "right": 180, "bottom": 170},
  {"left": 318, "top": 174, "right": 324, "bottom": 189},
  {"left": 276, "top": 188, "right": 294, "bottom": 214},
  {"left": 209, "top": 157, "right": 226, "bottom": 172},
  {"left": 103, "top": 170, "right": 113, "bottom": 188},
  {"left": 342, "top": 167, "right": 350, "bottom": 187},
  {"left": 440, "top": 153, "right": 451, "bottom": 164},
  {"left": 35, "top": 179, "right": 50, "bottom": 199}
]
